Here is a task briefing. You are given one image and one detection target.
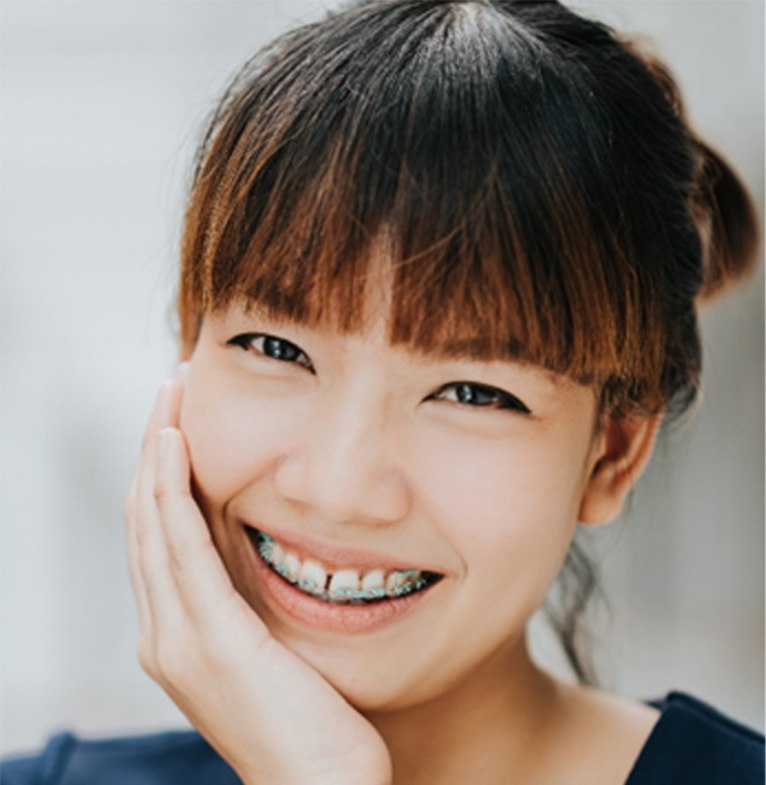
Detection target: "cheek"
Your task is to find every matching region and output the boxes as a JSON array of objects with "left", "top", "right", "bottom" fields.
[
  {"left": 415, "top": 429, "right": 588, "bottom": 589},
  {"left": 179, "top": 370, "right": 293, "bottom": 506}
]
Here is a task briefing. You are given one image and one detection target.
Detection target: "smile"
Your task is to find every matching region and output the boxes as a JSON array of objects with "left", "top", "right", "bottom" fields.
[{"left": 249, "top": 529, "right": 443, "bottom": 605}]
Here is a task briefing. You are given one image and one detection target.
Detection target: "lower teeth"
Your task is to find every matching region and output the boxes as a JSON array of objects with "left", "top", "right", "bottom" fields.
[{"left": 254, "top": 532, "right": 437, "bottom": 604}]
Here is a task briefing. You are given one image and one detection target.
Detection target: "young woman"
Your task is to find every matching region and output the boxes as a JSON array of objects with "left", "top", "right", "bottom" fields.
[{"left": 3, "top": 1, "right": 762, "bottom": 783}]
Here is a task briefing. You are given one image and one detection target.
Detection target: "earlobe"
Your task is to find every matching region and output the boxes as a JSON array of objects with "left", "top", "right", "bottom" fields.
[{"left": 578, "top": 413, "right": 662, "bottom": 525}]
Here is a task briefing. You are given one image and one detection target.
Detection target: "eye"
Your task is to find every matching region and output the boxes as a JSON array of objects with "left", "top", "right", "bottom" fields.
[
  {"left": 227, "top": 333, "right": 314, "bottom": 372},
  {"left": 431, "top": 382, "right": 531, "bottom": 413}
]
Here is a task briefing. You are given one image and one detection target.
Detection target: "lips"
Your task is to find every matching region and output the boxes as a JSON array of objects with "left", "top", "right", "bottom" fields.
[
  {"left": 243, "top": 525, "right": 445, "bottom": 633},
  {"left": 243, "top": 524, "right": 439, "bottom": 573}
]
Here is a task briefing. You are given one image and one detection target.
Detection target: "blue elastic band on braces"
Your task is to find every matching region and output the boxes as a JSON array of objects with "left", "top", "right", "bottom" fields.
[
  {"left": 275, "top": 564, "right": 291, "bottom": 579},
  {"left": 329, "top": 587, "right": 355, "bottom": 599}
]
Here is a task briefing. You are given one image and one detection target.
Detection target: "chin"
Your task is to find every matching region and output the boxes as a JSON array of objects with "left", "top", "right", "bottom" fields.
[{"left": 269, "top": 628, "right": 436, "bottom": 713}]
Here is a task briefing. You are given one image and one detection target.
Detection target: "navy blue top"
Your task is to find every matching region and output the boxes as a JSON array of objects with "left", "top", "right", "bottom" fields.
[{"left": 2, "top": 692, "right": 763, "bottom": 784}]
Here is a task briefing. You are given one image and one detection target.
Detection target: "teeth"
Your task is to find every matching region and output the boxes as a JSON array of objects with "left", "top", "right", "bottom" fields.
[
  {"left": 328, "top": 569, "right": 361, "bottom": 600},
  {"left": 361, "top": 569, "right": 385, "bottom": 590},
  {"left": 270, "top": 543, "right": 286, "bottom": 567},
  {"left": 282, "top": 552, "right": 301, "bottom": 582},
  {"left": 385, "top": 571, "right": 407, "bottom": 593},
  {"left": 386, "top": 570, "right": 420, "bottom": 596},
  {"left": 255, "top": 531, "right": 436, "bottom": 603},
  {"left": 298, "top": 560, "right": 327, "bottom": 595},
  {"left": 360, "top": 569, "right": 387, "bottom": 600}
]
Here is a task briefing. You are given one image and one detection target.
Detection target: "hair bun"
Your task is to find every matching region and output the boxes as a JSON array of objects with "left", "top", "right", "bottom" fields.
[
  {"left": 691, "top": 139, "right": 760, "bottom": 302},
  {"left": 621, "top": 38, "right": 759, "bottom": 303}
]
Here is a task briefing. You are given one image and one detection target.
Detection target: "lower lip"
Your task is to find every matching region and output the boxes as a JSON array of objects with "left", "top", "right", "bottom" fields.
[{"left": 246, "top": 532, "right": 439, "bottom": 634}]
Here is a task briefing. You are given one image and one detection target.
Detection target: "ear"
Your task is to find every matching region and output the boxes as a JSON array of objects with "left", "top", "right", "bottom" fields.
[{"left": 578, "top": 413, "right": 662, "bottom": 525}]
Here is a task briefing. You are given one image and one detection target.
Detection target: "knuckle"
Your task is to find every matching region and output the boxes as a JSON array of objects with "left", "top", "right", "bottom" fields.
[
  {"left": 137, "top": 642, "right": 157, "bottom": 678},
  {"left": 155, "top": 640, "right": 192, "bottom": 686},
  {"left": 153, "top": 476, "right": 170, "bottom": 504}
]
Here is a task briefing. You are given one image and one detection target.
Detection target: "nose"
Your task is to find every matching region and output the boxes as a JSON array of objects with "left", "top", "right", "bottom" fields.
[{"left": 273, "top": 394, "right": 411, "bottom": 526}]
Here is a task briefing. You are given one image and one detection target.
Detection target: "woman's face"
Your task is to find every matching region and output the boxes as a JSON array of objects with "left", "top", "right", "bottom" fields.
[{"left": 180, "top": 300, "right": 603, "bottom": 711}]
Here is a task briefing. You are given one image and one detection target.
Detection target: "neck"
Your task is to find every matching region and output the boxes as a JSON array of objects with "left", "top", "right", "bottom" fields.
[{"left": 364, "top": 638, "right": 561, "bottom": 785}]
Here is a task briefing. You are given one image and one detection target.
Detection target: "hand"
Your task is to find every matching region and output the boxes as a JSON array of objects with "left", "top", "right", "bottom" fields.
[{"left": 124, "top": 375, "right": 392, "bottom": 785}]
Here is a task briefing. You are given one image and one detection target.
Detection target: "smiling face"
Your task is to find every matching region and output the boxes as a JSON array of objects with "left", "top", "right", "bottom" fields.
[
  {"left": 171, "top": 0, "right": 689, "bottom": 716},
  {"left": 179, "top": 297, "right": 610, "bottom": 712}
]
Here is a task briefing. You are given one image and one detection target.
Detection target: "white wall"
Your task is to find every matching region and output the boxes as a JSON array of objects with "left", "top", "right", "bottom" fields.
[{"left": 1, "top": 0, "right": 763, "bottom": 755}]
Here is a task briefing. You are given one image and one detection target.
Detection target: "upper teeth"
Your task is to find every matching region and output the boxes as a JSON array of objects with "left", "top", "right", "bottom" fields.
[{"left": 256, "top": 532, "right": 429, "bottom": 602}]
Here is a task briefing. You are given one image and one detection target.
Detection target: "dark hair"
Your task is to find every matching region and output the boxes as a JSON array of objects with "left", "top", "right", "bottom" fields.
[{"left": 177, "top": 0, "right": 758, "bottom": 683}]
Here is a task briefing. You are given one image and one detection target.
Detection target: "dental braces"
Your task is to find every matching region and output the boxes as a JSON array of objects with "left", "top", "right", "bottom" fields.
[{"left": 256, "top": 533, "right": 430, "bottom": 602}]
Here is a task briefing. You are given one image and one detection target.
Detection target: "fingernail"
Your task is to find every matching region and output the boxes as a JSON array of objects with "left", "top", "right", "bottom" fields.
[{"left": 176, "top": 362, "right": 190, "bottom": 379}]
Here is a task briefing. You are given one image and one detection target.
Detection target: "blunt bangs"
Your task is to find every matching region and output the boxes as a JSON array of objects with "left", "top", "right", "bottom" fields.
[{"left": 180, "top": 0, "right": 699, "bottom": 413}]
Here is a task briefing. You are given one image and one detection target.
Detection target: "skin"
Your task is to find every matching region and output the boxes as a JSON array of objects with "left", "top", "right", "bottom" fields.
[{"left": 125, "top": 299, "right": 662, "bottom": 785}]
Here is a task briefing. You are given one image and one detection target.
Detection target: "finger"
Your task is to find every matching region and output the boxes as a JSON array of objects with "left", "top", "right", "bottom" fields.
[
  {"left": 154, "top": 427, "right": 265, "bottom": 635},
  {"left": 155, "top": 427, "right": 235, "bottom": 597},
  {"left": 132, "top": 381, "right": 187, "bottom": 634},
  {"left": 135, "top": 378, "right": 185, "bottom": 567},
  {"left": 124, "top": 472, "right": 152, "bottom": 629},
  {"left": 140, "top": 378, "right": 184, "bottom": 459}
]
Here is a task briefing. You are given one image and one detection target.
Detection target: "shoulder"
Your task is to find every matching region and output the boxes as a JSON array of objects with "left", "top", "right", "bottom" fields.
[
  {"left": 1, "top": 729, "right": 242, "bottom": 785},
  {"left": 625, "top": 691, "right": 764, "bottom": 785}
]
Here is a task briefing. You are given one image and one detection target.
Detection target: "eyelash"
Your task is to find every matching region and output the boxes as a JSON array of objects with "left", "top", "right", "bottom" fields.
[
  {"left": 226, "top": 333, "right": 531, "bottom": 414},
  {"left": 227, "top": 333, "right": 315, "bottom": 371},
  {"left": 430, "top": 382, "right": 531, "bottom": 413}
]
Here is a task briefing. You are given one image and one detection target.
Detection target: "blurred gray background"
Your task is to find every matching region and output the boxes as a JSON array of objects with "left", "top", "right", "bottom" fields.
[{"left": 1, "top": 0, "right": 763, "bottom": 755}]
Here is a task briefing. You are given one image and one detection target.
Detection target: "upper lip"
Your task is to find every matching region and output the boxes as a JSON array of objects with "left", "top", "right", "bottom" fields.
[{"left": 243, "top": 521, "right": 445, "bottom": 575}]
